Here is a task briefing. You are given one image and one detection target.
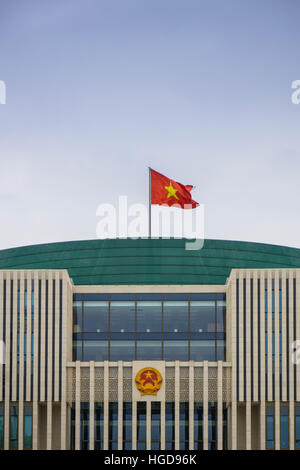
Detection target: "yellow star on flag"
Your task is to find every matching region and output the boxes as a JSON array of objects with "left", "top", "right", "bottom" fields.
[{"left": 165, "top": 181, "right": 179, "bottom": 200}]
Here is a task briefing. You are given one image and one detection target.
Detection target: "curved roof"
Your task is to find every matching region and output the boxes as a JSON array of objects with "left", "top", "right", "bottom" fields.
[{"left": 0, "top": 238, "right": 299, "bottom": 285}]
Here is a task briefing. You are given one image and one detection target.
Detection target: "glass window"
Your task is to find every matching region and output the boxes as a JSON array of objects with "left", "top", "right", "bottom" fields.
[
  {"left": 109, "top": 403, "right": 118, "bottom": 450},
  {"left": 295, "top": 406, "right": 300, "bottom": 449},
  {"left": 110, "top": 341, "right": 135, "bottom": 361},
  {"left": 83, "top": 340, "right": 108, "bottom": 361},
  {"left": 190, "top": 300, "right": 215, "bottom": 333},
  {"left": 94, "top": 402, "right": 104, "bottom": 450},
  {"left": 137, "top": 402, "right": 146, "bottom": 450},
  {"left": 280, "top": 406, "right": 289, "bottom": 449},
  {"left": 208, "top": 402, "right": 217, "bottom": 450},
  {"left": 123, "top": 402, "right": 132, "bottom": 450},
  {"left": 137, "top": 340, "right": 162, "bottom": 360},
  {"left": 216, "top": 340, "right": 225, "bottom": 361},
  {"left": 194, "top": 402, "right": 203, "bottom": 450},
  {"left": 164, "top": 341, "right": 188, "bottom": 361},
  {"left": 80, "top": 402, "right": 89, "bottom": 450},
  {"left": 24, "top": 406, "right": 32, "bottom": 449},
  {"left": 110, "top": 300, "right": 135, "bottom": 333},
  {"left": 190, "top": 340, "right": 215, "bottom": 361},
  {"left": 165, "top": 402, "right": 175, "bottom": 450},
  {"left": 0, "top": 405, "right": 3, "bottom": 449},
  {"left": 73, "top": 340, "right": 83, "bottom": 361},
  {"left": 163, "top": 296, "right": 188, "bottom": 333},
  {"left": 84, "top": 299, "right": 108, "bottom": 333},
  {"left": 180, "top": 402, "right": 189, "bottom": 450},
  {"left": 216, "top": 297, "right": 226, "bottom": 332},
  {"left": 137, "top": 298, "right": 161, "bottom": 332},
  {"left": 73, "top": 299, "right": 82, "bottom": 333},
  {"left": 10, "top": 406, "right": 18, "bottom": 450},
  {"left": 151, "top": 402, "right": 161, "bottom": 450},
  {"left": 266, "top": 405, "right": 275, "bottom": 449}
]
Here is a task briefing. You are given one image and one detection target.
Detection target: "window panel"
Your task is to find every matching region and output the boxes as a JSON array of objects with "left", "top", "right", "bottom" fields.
[
  {"left": 137, "top": 340, "right": 162, "bottom": 360},
  {"left": 110, "top": 301, "right": 135, "bottom": 332},
  {"left": 137, "top": 300, "right": 162, "bottom": 332},
  {"left": 110, "top": 341, "right": 135, "bottom": 361},
  {"left": 190, "top": 340, "right": 215, "bottom": 361},
  {"left": 163, "top": 300, "right": 188, "bottom": 333},
  {"left": 84, "top": 301, "right": 108, "bottom": 333},
  {"left": 83, "top": 340, "right": 108, "bottom": 361},
  {"left": 164, "top": 341, "right": 188, "bottom": 361}
]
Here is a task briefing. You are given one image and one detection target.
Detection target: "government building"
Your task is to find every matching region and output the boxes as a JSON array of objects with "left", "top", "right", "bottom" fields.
[{"left": 0, "top": 238, "right": 300, "bottom": 450}]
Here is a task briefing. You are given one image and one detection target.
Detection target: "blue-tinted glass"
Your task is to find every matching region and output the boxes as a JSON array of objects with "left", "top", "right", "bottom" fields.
[
  {"left": 24, "top": 406, "right": 32, "bottom": 449},
  {"left": 137, "top": 300, "right": 161, "bottom": 332},
  {"left": 109, "top": 403, "right": 118, "bottom": 444},
  {"left": 110, "top": 301, "right": 135, "bottom": 332},
  {"left": 266, "top": 406, "right": 274, "bottom": 449},
  {"left": 73, "top": 301, "right": 82, "bottom": 333},
  {"left": 83, "top": 340, "right": 108, "bottom": 361},
  {"left": 163, "top": 300, "right": 188, "bottom": 332},
  {"left": 165, "top": 403, "right": 175, "bottom": 443},
  {"left": 137, "top": 402, "right": 146, "bottom": 449},
  {"left": 190, "top": 340, "right": 215, "bottom": 361},
  {"left": 208, "top": 402, "right": 217, "bottom": 449},
  {"left": 216, "top": 300, "right": 226, "bottom": 332},
  {"left": 190, "top": 294, "right": 215, "bottom": 301},
  {"left": 73, "top": 340, "right": 82, "bottom": 361},
  {"left": 110, "top": 341, "right": 135, "bottom": 361},
  {"left": 216, "top": 340, "right": 225, "bottom": 361},
  {"left": 80, "top": 402, "right": 89, "bottom": 450},
  {"left": 190, "top": 301, "right": 215, "bottom": 333},
  {"left": 84, "top": 300, "right": 108, "bottom": 333},
  {"left": 0, "top": 406, "right": 3, "bottom": 449},
  {"left": 164, "top": 341, "right": 188, "bottom": 361},
  {"left": 137, "top": 340, "right": 161, "bottom": 360},
  {"left": 123, "top": 402, "right": 132, "bottom": 446},
  {"left": 180, "top": 402, "right": 189, "bottom": 443},
  {"left": 95, "top": 402, "right": 104, "bottom": 449},
  {"left": 10, "top": 406, "right": 18, "bottom": 449},
  {"left": 194, "top": 403, "right": 203, "bottom": 448},
  {"left": 151, "top": 402, "right": 161, "bottom": 446},
  {"left": 296, "top": 411, "right": 300, "bottom": 449},
  {"left": 280, "top": 406, "right": 289, "bottom": 449}
]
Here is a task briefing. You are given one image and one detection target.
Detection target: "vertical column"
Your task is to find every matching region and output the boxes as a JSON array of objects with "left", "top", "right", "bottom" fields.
[
  {"left": 260, "top": 402, "right": 266, "bottom": 450},
  {"left": 103, "top": 361, "right": 109, "bottom": 450},
  {"left": 54, "top": 272, "right": 60, "bottom": 402},
  {"left": 75, "top": 362, "right": 80, "bottom": 450},
  {"left": 60, "top": 275, "right": 68, "bottom": 449},
  {"left": 160, "top": 400, "right": 165, "bottom": 450},
  {"left": 289, "top": 271, "right": 295, "bottom": 449},
  {"left": 267, "top": 271, "right": 272, "bottom": 402},
  {"left": 253, "top": 272, "right": 258, "bottom": 402},
  {"left": 40, "top": 273, "right": 46, "bottom": 402},
  {"left": 118, "top": 362, "right": 123, "bottom": 450},
  {"left": 146, "top": 400, "right": 151, "bottom": 450},
  {"left": 246, "top": 272, "right": 251, "bottom": 450},
  {"left": 18, "top": 273, "right": 25, "bottom": 450},
  {"left": 90, "top": 362, "right": 95, "bottom": 450},
  {"left": 11, "top": 272, "right": 18, "bottom": 402},
  {"left": 47, "top": 273, "right": 53, "bottom": 450},
  {"left": 282, "top": 271, "right": 287, "bottom": 402},
  {"left": 260, "top": 272, "right": 266, "bottom": 449},
  {"left": 239, "top": 273, "right": 244, "bottom": 402},
  {"left": 0, "top": 272, "right": 3, "bottom": 404},
  {"left": 26, "top": 272, "right": 32, "bottom": 402},
  {"left": 189, "top": 362, "right": 194, "bottom": 450},
  {"left": 47, "top": 402, "right": 52, "bottom": 450},
  {"left": 274, "top": 272, "right": 280, "bottom": 449},
  {"left": 4, "top": 273, "right": 11, "bottom": 450},
  {"left": 296, "top": 270, "right": 300, "bottom": 402},
  {"left": 174, "top": 361, "right": 180, "bottom": 450},
  {"left": 217, "top": 361, "right": 223, "bottom": 450},
  {"left": 32, "top": 272, "right": 39, "bottom": 450},
  {"left": 230, "top": 272, "right": 237, "bottom": 450},
  {"left": 203, "top": 361, "right": 208, "bottom": 450}
]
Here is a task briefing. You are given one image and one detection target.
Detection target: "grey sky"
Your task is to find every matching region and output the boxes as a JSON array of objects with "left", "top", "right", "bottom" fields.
[{"left": 0, "top": 0, "right": 300, "bottom": 249}]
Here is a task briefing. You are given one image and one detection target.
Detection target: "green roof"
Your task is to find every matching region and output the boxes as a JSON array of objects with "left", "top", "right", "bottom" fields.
[{"left": 0, "top": 238, "right": 299, "bottom": 285}]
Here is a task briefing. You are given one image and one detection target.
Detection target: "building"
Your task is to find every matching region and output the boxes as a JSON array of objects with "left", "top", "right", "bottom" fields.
[{"left": 0, "top": 238, "right": 300, "bottom": 450}]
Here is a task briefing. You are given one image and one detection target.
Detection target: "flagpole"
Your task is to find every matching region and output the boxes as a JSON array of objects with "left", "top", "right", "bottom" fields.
[{"left": 148, "top": 166, "right": 151, "bottom": 238}]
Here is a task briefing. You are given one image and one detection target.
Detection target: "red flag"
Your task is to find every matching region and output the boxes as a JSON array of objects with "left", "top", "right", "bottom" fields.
[{"left": 150, "top": 168, "right": 199, "bottom": 209}]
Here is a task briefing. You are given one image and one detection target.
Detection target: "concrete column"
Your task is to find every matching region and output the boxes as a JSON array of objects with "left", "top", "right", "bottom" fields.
[
  {"left": 203, "top": 361, "right": 208, "bottom": 450},
  {"left": 89, "top": 362, "right": 95, "bottom": 450}
]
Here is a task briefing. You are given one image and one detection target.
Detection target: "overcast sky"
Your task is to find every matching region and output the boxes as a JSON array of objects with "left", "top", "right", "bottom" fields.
[{"left": 0, "top": 0, "right": 300, "bottom": 250}]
